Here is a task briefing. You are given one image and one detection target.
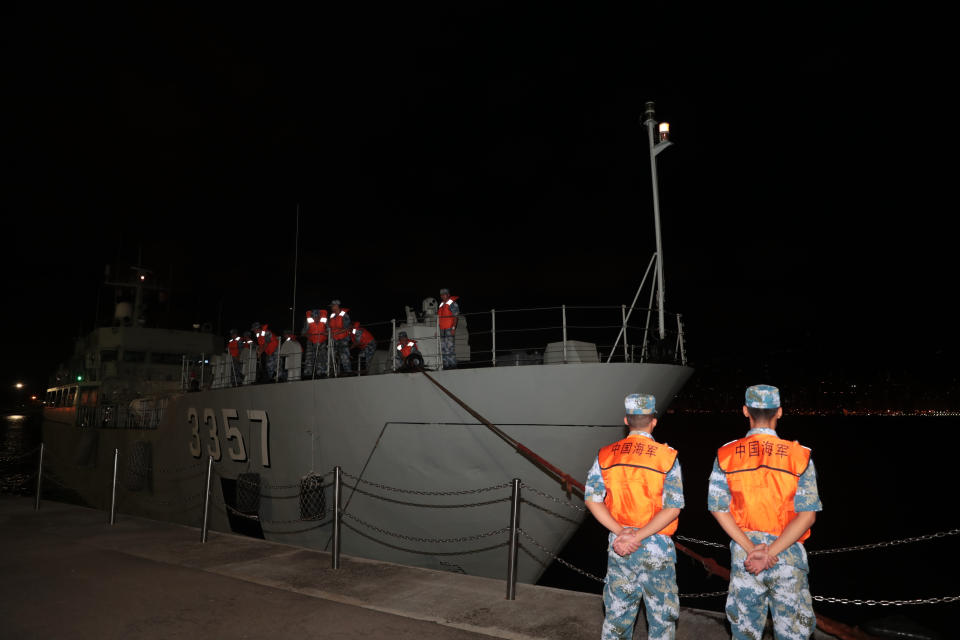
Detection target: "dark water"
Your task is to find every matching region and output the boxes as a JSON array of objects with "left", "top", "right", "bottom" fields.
[{"left": 4, "top": 411, "right": 956, "bottom": 638}]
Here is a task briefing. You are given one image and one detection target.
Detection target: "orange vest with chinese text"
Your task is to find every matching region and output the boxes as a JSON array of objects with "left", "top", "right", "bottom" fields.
[
  {"left": 717, "top": 433, "right": 812, "bottom": 542},
  {"left": 598, "top": 434, "right": 678, "bottom": 535}
]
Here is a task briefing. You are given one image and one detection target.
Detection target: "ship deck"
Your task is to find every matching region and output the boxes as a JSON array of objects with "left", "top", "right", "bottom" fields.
[{"left": 0, "top": 497, "right": 840, "bottom": 639}]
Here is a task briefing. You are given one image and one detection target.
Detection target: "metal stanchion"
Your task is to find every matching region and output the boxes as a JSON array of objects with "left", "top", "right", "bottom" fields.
[
  {"left": 332, "top": 466, "right": 342, "bottom": 569},
  {"left": 562, "top": 305, "right": 568, "bottom": 363},
  {"left": 34, "top": 443, "right": 44, "bottom": 511},
  {"left": 506, "top": 478, "right": 521, "bottom": 600},
  {"left": 109, "top": 448, "right": 119, "bottom": 524},
  {"left": 201, "top": 455, "right": 213, "bottom": 543}
]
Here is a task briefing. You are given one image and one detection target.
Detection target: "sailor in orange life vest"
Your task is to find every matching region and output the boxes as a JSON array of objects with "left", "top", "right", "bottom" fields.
[
  {"left": 301, "top": 309, "right": 329, "bottom": 378},
  {"left": 584, "top": 393, "right": 683, "bottom": 640},
  {"left": 226, "top": 328, "right": 243, "bottom": 386},
  {"left": 438, "top": 288, "right": 459, "bottom": 369},
  {"left": 707, "top": 384, "right": 822, "bottom": 640},
  {"left": 395, "top": 331, "right": 421, "bottom": 370},
  {"left": 350, "top": 322, "right": 377, "bottom": 373},
  {"left": 328, "top": 300, "right": 352, "bottom": 374},
  {"left": 251, "top": 321, "right": 279, "bottom": 382}
]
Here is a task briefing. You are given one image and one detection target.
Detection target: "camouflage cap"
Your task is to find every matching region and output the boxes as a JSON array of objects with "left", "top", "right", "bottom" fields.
[
  {"left": 625, "top": 393, "right": 656, "bottom": 415},
  {"left": 745, "top": 384, "right": 781, "bottom": 409},
  {"left": 330, "top": 299, "right": 341, "bottom": 307},
  {"left": 250, "top": 321, "right": 260, "bottom": 330},
  {"left": 439, "top": 288, "right": 450, "bottom": 295},
  {"left": 398, "top": 331, "right": 408, "bottom": 338}
]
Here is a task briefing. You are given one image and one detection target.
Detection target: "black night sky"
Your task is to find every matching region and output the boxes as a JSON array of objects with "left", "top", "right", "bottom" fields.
[{"left": 3, "top": 5, "right": 956, "bottom": 405}]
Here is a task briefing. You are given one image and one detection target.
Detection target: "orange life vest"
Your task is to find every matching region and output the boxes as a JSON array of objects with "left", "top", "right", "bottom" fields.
[
  {"left": 397, "top": 338, "right": 418, "bottom": 358},
  {"left": 438, "top": 296, "right": 459, "bottom": 330},
  {"left": 351, "top": 326, "right": 374, "bottom": 348},
  {"left": 227, "top": 336, "right": 240, "bottom": 358},
  {"left": 597, "top": 434, "right": 678, "bottom": 535},
  {"left": 258, "top": 326, "right": 279, "bottom": 356},
  {"left": 329, "top": 309, "right": 350, "bottom": 340},
  {"left": 717, "top": 433, "right": 812, "bottom": 542},
  {"left": 305, "top": 310, "right": 328, "bottom": 344}
]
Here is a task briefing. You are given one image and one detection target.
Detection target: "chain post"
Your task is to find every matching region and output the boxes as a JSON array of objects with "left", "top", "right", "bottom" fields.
[
  {"left": 333, "top": 466, "right": 342, "bottom": 569},
  {"left": 109, "top": 448, "right": 119, "bottom": 524},
  {"left": 506, "top": 478, "right": 521, "bottom": 600},
  {"left": 34, "top": 443, "right": 44, "bottom": 511},
  {"left": 201, "top": 455, "right": 213, "bottom": 543}
]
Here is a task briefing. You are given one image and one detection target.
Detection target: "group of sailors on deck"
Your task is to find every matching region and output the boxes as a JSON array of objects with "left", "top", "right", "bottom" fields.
[{"left": 223, "top": 289, "right": 459, "bottom": 385}]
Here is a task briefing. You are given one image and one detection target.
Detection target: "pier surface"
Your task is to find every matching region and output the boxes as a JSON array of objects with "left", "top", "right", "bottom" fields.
[{"left": 0, "top": 497, "right": 838, "bottom": 639}]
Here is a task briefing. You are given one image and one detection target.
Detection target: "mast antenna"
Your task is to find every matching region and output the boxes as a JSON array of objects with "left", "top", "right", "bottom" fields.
[{"left": 292, "top": 203, "right": 300, "bottom": 331}]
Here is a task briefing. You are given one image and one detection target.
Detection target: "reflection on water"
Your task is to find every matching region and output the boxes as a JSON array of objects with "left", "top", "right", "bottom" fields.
[{"left": 0, "top": 413, "right": 42, "bottom": 496}]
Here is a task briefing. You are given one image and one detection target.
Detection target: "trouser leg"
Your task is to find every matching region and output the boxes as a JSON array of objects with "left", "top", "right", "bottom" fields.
[
  {"left": 726, "top": 563, "right": 770, "bottom": 640},
  {"left": 768, "top": 565, "right": 815, "bottom": 640}
]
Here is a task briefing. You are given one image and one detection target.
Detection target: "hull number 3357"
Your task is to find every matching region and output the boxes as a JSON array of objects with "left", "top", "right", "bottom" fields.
[{"left": 187, "top": 408, "right": 270, "bottom": 467}]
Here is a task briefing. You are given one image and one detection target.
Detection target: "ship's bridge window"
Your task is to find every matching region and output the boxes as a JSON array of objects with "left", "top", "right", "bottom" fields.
[
  {"left": 151, "top": 352, "right": 186, "bottom": 365},
  {"left": 122, "top": 350, "right": 146, "bottom": 363},
  {"left": 100, "top": 350, "right": 117, "bottom": 362}
]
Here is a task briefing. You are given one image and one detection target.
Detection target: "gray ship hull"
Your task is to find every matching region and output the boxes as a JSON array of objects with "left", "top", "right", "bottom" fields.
[{"left": 42, "top": 362, "right": 693, "bottom": 584}]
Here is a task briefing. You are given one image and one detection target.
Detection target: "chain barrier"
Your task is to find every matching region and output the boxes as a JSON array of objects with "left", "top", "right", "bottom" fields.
[
  {"left": 342, "top": 479, "right": 511, "bottom": 509},
  {"left": 26, "top": 451, "right": 960, "bottom": 610},
  {"left": 519, "top": 482, "right": 587, "bottom": 512},
  {"left": 676, "top": 535, "right": 727, "bottom": 549},
  {"left": 520, "top": 498, "right": 581, "bottom": 525},
  {"left": 342, "top": 470, "right": 510, "bottom": 496},
  {"left": 340, "top": 519, "right": 509, "bottom": 557},
  {"left": 808, "top": 528, "right": 960, "bottom": 555},
  {"left": 813, "top": 594, "right": 960, "bottom": 606},
  {"left": 342, "top": 511, "right": 508, "bottom": 544}
]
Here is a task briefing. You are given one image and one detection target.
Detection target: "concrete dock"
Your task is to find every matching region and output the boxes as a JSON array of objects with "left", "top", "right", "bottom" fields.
[{"left": 0, "top": 497, "right": 839, "bottom": 639}]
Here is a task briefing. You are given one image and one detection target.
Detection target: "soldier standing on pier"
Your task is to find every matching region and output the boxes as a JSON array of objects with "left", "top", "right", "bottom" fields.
[
  {"left": 584, "top": 393, "right": 684, "bottom": 640},
  {"left": 708, "top": 384, "right": 822, "bottom": 640}
]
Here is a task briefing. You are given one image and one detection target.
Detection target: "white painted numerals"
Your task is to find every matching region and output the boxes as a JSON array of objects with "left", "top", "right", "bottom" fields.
[
  {"left": 203, "top": 409, "right": 222, "bottom": 461},
  {"left": 188, "top": 407, "right": 268, "bottom": 467},
  {"left": 222, "top": 409, "right": 247, "bottom": 461},
  {"left": 188, "top": 408, "right": 201, "bottom": 457},
  {"left": 247, "top": 409, "right": 270, "bottom": 467}
]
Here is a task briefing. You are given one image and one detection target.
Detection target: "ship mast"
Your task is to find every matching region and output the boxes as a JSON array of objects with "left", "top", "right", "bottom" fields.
[{"left": 643, "top": 101, "right": 672, "bottom": 339}]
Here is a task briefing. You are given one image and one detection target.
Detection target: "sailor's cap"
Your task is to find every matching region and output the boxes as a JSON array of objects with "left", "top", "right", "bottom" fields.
[
  {"left": 439, "top": 288, "right": 450, "bottom": 295},
  {"left": 250, "top": 321, "right": 260, "bottom": 330},
  {"left": 398, "top": 331, "right": 408, "bottom": 338},
  {"left": 330, "top": 299, "right": 341, "bottom": 306},
  {"left": 625, "top": 393, "right": 656, "bottom": 415},
  {"left": 745, "top": 384, "right": 781, "bottom": 409}
]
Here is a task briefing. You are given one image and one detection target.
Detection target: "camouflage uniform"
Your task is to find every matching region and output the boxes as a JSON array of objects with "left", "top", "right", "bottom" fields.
[
  {"left": 358, "top": 342, "right": 376, "bottom": 371},
  {"left": 585, "top": 431, "right": 685, "bottom": 640},
  {"left": 330, "top": 307, "right": 352, "bottom": 374},
  {"left": 707, "top": 427, "right": 822, "bottom": 640},
  {"left": 439, "top": 291, "right": 459, "bottom": 369}
]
